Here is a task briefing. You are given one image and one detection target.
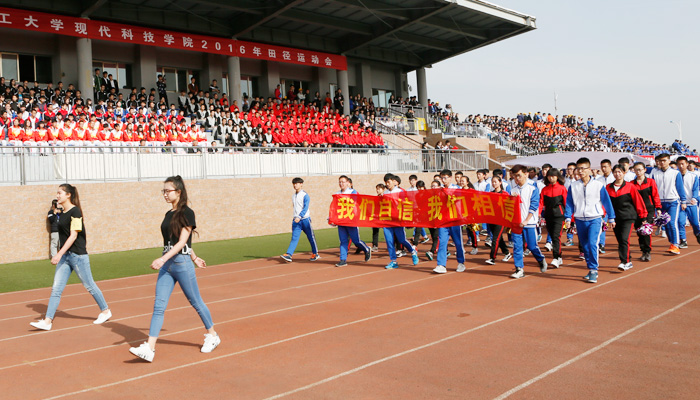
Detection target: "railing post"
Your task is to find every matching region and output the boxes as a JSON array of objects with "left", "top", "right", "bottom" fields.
[
  {"left": 136, "top": 148, "right": 142, "bottom": 182},
  {"left": 19, "top": 148, "right": 26, "bottom": 185}
]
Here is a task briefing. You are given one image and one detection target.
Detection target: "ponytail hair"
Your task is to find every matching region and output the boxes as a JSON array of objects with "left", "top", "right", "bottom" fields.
[
  {"left": 164, "top": 175, "right": 197, "bottom": 239},
  {"left": 59, "top": 183, "right": 82, "bottom": 214}
]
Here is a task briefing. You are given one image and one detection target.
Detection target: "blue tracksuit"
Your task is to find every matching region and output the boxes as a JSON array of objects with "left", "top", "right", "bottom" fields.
[
  {"left": 650, "top": 167, "right": 687, "bottom": 245},
  {"left": 384, "top": 187, "right": 415, "bottom": 261},
  {"left": 678, "top": 172, "right": 700, "bottom": 240},
  {"left": 285, "top": 190, "right": 318, "bottom": 256},
  {"left": 436, "top": 184, "right": 466, "bottom": 266},
  {"left": 565, "top": 179, "right": 616, "bottom": 271},
  {"left": 337, "top": 188, "right": 370, "bottom": 261},
  {"left": 511, "top": 181, "right": 545, "bottom": 268}
]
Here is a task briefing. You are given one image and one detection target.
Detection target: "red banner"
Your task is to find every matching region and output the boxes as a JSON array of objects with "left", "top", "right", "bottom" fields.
[
  {"left": 0, "top": 7, "right": 347, "bottom": 70},
  {"left": 328, "top": 189, "right": 523, "bottom": 233}
]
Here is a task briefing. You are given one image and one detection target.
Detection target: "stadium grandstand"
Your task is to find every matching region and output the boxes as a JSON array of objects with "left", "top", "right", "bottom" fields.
[{"left": 0, "top": 0, "right": 536, "bottom": 184}]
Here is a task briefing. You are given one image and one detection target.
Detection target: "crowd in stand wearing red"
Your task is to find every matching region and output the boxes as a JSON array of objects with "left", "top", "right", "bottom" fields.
[{"left": 0, "top": 73, "right": 385, "bottom": 151}]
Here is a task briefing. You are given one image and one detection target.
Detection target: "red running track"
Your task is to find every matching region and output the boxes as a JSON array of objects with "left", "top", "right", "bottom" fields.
[{"left": 0, "top": 231, "right": 698, "bottom": 400}]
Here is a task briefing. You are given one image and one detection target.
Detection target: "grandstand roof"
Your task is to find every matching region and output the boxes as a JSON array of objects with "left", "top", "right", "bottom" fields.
[{"left": 2, "top": 0, "right": 536, "bottom": 70}]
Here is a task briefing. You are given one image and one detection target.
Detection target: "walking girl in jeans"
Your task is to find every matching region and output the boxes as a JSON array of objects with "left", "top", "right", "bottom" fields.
[
  {"left": 129, "top": 176, "right": 219, "bottom": 362},
  {"left": 30, "top": 184, "right": 112, "bottom": 331}
]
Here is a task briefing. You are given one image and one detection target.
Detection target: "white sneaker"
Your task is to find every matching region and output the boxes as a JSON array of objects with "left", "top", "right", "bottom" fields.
[
  {"left": 93, "top": 310, "right": 112, "bottom": 325},
  {"left": 618, "top": 262, "right": 633, "bottom": 271},
  {"left": 557, "top": 257, "right": 563, "bottom": 266},
  {"left": 510, "top": 268, "right": 524, "bottom": 279},
  {"left": 550, "top": 258, "right": 561, "bottom": 269},
  {"left": 432, "top": 265, "right": 447, "bottom": 274},
  {"left": 485, "top": 258, "right": 495, "bottom": 265},
  {"left": 29, "top": 319, "right": 52, "bottom": 331},
  {"left": 129, "top": 343, "right": 155, "bottom": 362},
  {"left": 456, "top": 263, "right": 466, "bottom": 272},
  {"left": 201, "top": 333, "right": 221, "bottom": 353},
  {"left": 502, "top": 253, "right": 513, "bottom": 262},
  {"left": 544, "top": 242, "right": 553, "bottom": 252}
]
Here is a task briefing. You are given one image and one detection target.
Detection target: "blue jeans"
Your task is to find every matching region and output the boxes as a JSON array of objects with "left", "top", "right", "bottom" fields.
[
  {"left": 46, "top": 252, "right": 108, "bottom": 320},
  {"left": 286, "top": 218, "right": 318, "bottom": 256},
  {"left": 149, "top": 254, "right": 214, "bottom": 337}
]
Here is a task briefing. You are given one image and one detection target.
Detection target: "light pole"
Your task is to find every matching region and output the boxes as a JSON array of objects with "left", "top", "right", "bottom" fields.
[{"left": 670, "top": 120, "right": 682, "bottom": 141}]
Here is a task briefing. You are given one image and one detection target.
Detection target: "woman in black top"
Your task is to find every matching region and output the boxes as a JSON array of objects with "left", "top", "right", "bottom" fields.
[
  {"left": 129, "top": 176, "right": 219, "bottom": 362},
  {"left": 30, "top": 184, "right": 111, "bottom": 331},
  {"left": 486, "top": 176, "right": 512, "bottom": 265},
  {"left": 606, "top": 165, "right": 648, "bottom": 272}
]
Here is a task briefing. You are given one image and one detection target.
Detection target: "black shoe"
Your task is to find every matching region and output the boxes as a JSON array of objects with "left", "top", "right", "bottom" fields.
[
  {"left": 679, "top": 240, "right": 688, "bottom": 249},
  {"left": 696, "top": 233, "right": 700, "bottom": 245},
  {"left": 364, "top": 248, "right": 372, "bottom": 262},
  {"left": 354, "top": 247, "right": 363, "bottom": 255},
  {"left": 599, "top": 245, "right": 606, "bottom": 254},
  {"left": 335, "top": 260, "right": 348, "bottom": 267}
]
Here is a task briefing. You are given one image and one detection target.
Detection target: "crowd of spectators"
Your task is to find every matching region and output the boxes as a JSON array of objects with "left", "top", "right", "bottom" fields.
[
  {"left": 0, "top": 71, "right": 386, "bottom": 153},
  {"left": 460, "top": 112, "right": 695, "bottom": 156}
]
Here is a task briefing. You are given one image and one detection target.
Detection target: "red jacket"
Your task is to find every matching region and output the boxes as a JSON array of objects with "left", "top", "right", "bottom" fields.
[{"left": 606, "top": 181, "right": 648, "bottom": 220}]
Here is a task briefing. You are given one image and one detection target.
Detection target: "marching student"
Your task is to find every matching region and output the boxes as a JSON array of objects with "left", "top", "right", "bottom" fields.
[
  {"left": 606, "top": 165, "right": 648, "bottom": 271},
  {"left": 383, "top": 173, "right": 419, "bottom": 269},
  {"left": 630, "top": 162, "right": 661, "bottom": 261},
  {"left": 485, "top": 175, "right": 512, "bottom": 265},
  {"left": 563, "top": 162, "right": 577, "bottom": 246},
  {"left": 565, "top": 157, "right": 616, "bottom": 283},
  {"left": 596, "top": 159, "right": 615, "bottom": 254},
  {"left": 425, "top": 180, "right": 442, "bottom": 261},
  {"left": 618, "top": 157, "right": 636, "bottom": 182},
  {"left": 407, "top": 174, "right": 428, "bottom": 245},
  {"left": 509, "top": 165, "right": 547, "bottom": 279},
  {"left": 650, "top": 153, "right": 687, "bottom": 254},
  {"left": 475, "top": 169, "right": 492, "bottom": 245},
  {"left": 281, "top": 177, "right": 320, "bottom": 262},
  {"left": 539, "top": 168, "right": 567, "bottom": 268},
  {"left": 432, "top": 169, "right": 466, "bottom": 274},
  {"left": 335, "top": 175, "right": 371, "bottom": 267},
  {"left": 371, "top": 183, "right": 385, "bottom": 252},
  {"left": 30, "top": 184, "right": 112, "bottom": 331},
  {"left": 675, "top": 157, "right": 700, "bottom": 248},
  {"left": 129, "top": 176, "right": 219, "bottom": 362},
  {"left": 459, "top": 175, "right": 479, "bottom": 255}
]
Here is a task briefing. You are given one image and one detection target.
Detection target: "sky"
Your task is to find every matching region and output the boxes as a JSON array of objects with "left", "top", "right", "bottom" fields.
[{"left": 408, "top": 0, "right": 699, "bottom": 152}]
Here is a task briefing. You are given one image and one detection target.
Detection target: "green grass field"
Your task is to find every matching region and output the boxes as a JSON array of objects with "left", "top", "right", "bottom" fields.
[{"left": 0, "top": 228, "right": 383, "bottom": 293}]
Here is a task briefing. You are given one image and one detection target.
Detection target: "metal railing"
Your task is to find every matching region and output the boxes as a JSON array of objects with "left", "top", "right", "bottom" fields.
[
  {"left": 0, "top": 145, "right": 488, "bottom": 185},
  {"left": 430, "top": 117, "right": 538, "bottom": 157},
  {"left": 388, "top": 104, "right": 425, "bottom": 119},
  {"left": 376, "top": 116, "right": 421, "bottom": 135}
]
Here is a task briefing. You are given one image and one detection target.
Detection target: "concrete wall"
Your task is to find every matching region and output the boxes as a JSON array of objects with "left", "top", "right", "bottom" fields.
[{"left": 2, "top": 172, "right": 443, "bottom": 264}]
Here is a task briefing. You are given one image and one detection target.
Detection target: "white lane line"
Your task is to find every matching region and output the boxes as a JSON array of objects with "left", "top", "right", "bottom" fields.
[
  {"left": 0, "top": 255, "right": 280, "bottom": 297},
  {"left": 493, "top": 292, "right": 700, "bottom": 399},
  {"left": 0, "top": 272, "right": 444, "bottom": 372},
  {"left": 0, "top": 261, "right": 306, "bottom": 308},
  {"left": 0, "top": 269, "right": 386, "bottom": 343},
  {"left": 260, "top": 249, "right": 699, "bottom": 400},
  {"left": 41, "top": 270, "right": 520, "bottom": 400},
  {"left": 0, "top": 265, "right": 342, "bottom": 322}
]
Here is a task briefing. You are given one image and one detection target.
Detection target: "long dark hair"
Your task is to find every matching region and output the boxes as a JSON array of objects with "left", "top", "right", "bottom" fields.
[
  {"left": 164, "top": 176, "right": 197, "bottom": 239},
  {"left": 546, "top": 168, "right": 565, "bottom": 186},
  {"left": 59, "top": 183, "right": 82, "bottom": 213}
]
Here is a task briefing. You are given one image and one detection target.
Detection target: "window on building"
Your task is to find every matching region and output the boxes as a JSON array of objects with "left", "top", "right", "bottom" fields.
[
  {"left": 372, "top": 89, "right": 393, "bottom": 108},
  {"left": 0, "top": 53, "right": 53, "bottom": 83},
  {"left": 156, "top": 67, "right": 199, "bottom": 93},
  {"left": 241, "top": 76, "right": 258, "bottom": 98},
  {"left": 93, "top": 61, "right": 132, "bottom": 89}
]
